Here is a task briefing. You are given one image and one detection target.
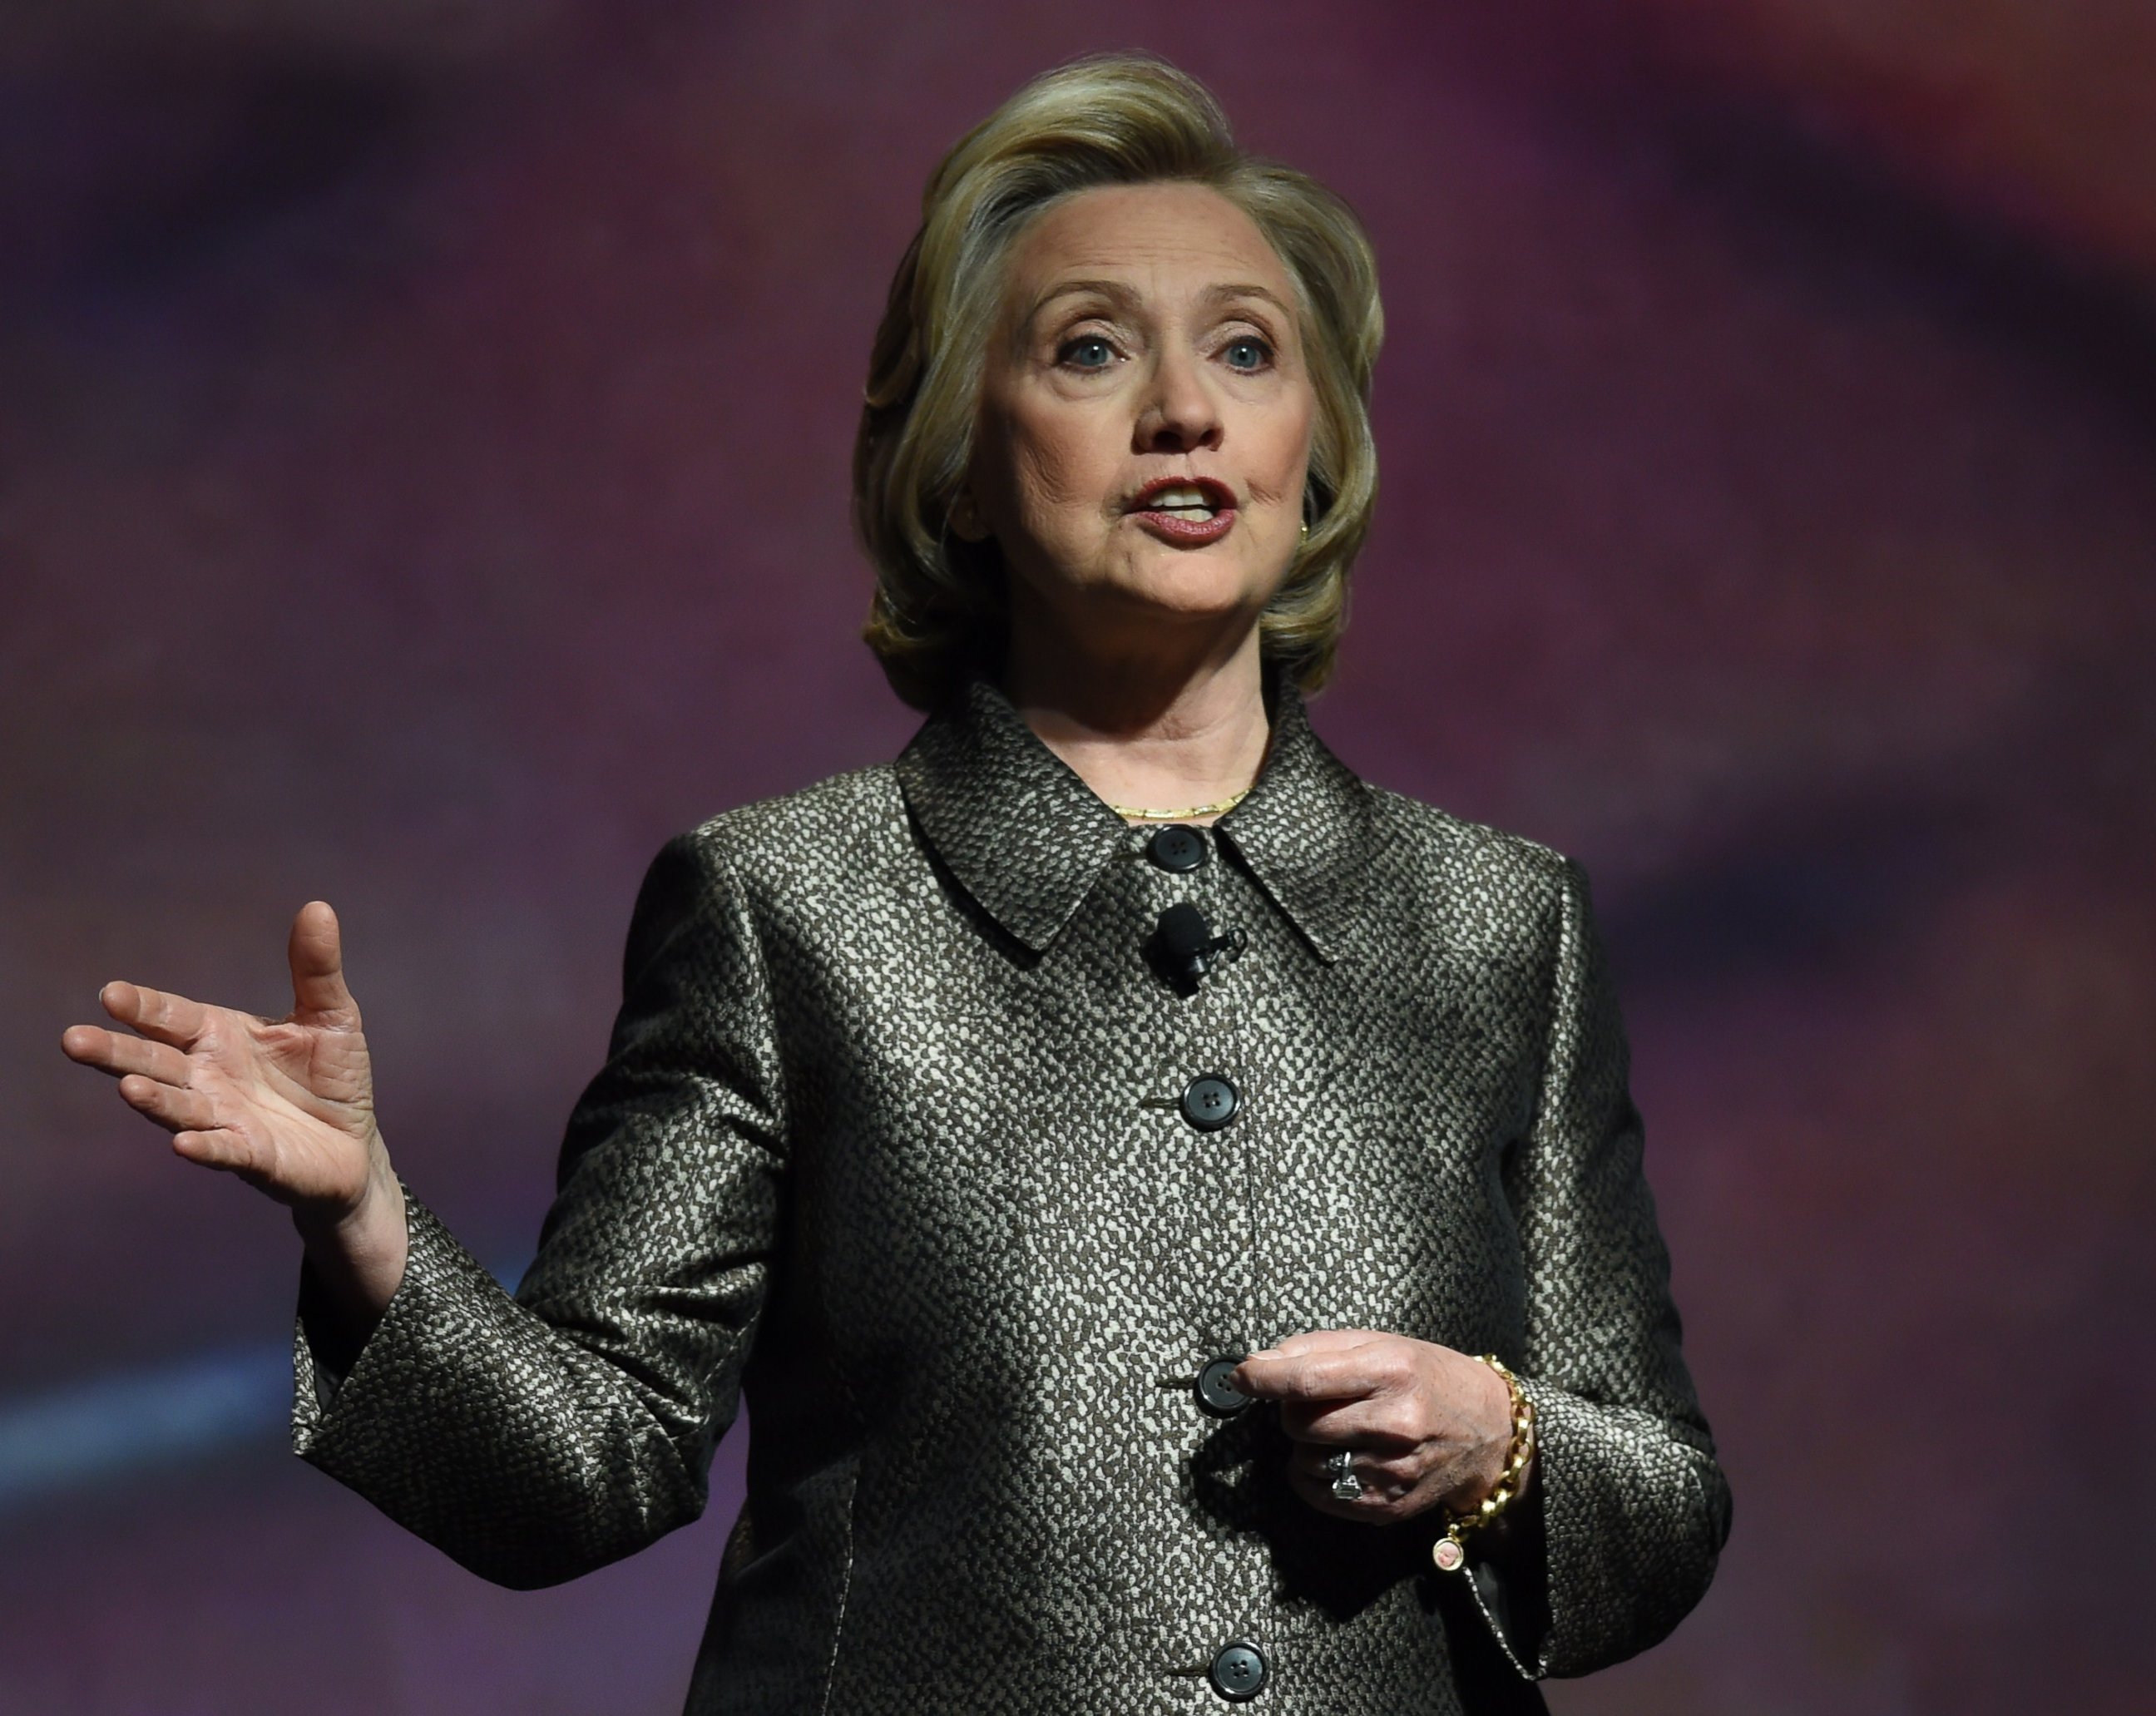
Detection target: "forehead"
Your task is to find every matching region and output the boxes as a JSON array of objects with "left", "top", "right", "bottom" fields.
[{"left": 1002, "top": 181, "right": 1297, "bottom": 310}]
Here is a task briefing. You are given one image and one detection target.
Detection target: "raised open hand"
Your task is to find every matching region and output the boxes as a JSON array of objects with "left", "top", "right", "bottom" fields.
[{"left": 61, "top": 900, "right": 408, "bottom": 1318}]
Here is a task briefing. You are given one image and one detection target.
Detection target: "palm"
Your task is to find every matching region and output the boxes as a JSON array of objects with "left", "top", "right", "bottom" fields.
[
  {"left": 62, "top": 901, "right": 383, "bottom": 1217},
  {"left": 180, "top": 1003, "right": 378, "bottom": 1205}
]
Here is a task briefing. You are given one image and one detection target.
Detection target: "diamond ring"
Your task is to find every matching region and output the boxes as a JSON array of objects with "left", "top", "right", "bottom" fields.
[{"left": 1323, "top": 1448, "right": 1363, "bottom": 1502}]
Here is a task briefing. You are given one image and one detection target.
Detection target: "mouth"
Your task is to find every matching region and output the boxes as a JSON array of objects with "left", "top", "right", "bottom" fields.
[
  {"left": 1127, "top": 477, "right": 1236, "bottom": 519},
  {"left": 1125, "top": 477, "right": 1238, "bottom": 545}
]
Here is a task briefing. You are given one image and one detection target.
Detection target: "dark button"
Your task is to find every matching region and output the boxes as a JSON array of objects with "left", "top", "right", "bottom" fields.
[
  {"left": 1180, "top": 1074, "right": 1239, "bottom": 1132},
  {"left": 1209, "top": 1641, "right": 1268, "bottom": 1701},
  {"left": 1145, "top": 823, "right": 1209, "bottom": 873},
  {"left": 1196, "top": 1357, "right": 1253, "bottom": 1417}
]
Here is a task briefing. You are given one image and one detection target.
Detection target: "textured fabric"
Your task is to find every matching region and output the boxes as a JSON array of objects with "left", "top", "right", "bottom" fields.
[{"left": 290, "top": 673, "right": 1730, "bottom": 1714}]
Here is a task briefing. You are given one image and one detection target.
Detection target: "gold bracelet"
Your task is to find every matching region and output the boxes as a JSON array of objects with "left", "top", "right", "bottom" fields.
[{"left": 1432, "top": 1354, "right": 1536, "bottom": 1573}]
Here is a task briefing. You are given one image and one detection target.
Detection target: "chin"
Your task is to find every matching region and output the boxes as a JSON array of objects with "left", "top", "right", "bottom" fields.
[
  {"left": 1016, "top": 537, "right": 1288, "bottom": 635},
  {"left": 1116, "top": 551, "right": 1282, "bottom": 617}
]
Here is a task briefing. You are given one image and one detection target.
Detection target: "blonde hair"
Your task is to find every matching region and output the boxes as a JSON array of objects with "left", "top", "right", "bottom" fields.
[{"left": 853, "top": 52, "right": 1383, "bottom": 710}]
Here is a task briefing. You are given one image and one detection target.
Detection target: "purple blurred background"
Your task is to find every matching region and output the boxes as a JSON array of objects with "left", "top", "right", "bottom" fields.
[{"left": 7, "top": 4, "right": 2154, "bottom": 1711}]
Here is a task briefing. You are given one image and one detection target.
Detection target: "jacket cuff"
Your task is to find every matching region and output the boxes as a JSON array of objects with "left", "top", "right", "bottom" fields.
[
  {"left": 289, "top": 1184, "right": 507, "bottom": 1460},
  {"left": 1502, "top": 1372, "right": 1729, "bottom": 1678},
  {"left": 1444, "top": 1430, "right": 1551, "bottom": 1682}
]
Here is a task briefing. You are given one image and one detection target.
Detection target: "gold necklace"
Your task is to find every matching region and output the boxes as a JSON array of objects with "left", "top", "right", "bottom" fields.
[{"left": 1108, "top": 785, "right": 1254, "bottom": 822}]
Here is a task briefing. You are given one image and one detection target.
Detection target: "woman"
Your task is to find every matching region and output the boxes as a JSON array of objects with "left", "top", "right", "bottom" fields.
[{"left": 60, "top": 54, "right": 1728, "bottom": 1714}]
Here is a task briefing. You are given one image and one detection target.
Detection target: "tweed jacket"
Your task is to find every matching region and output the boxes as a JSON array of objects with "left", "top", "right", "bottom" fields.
[{"left": 290, "top": 673, "right": 1731, "bottom": 1714}]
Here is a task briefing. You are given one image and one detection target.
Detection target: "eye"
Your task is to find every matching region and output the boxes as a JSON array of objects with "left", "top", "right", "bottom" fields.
[
  {"left": 1223, "top": 335, "right": 1273, "bottom": 373},
  {"left": 1057, "top": 334, "right": 1117, "bottom": 370}
]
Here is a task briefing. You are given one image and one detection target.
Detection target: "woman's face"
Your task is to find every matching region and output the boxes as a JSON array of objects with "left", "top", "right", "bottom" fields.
[{"left": 962, "top": 181, "right": 1318, "bottom": 660}]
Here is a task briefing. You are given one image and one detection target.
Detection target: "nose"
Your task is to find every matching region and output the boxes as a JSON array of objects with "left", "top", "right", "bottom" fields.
[{"left": 1132, "top": 344, "right": 1223, "bottom": 454}]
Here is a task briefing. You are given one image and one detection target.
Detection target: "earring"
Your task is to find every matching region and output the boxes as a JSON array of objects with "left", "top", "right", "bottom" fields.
[{"left": 1299, "top": 519, "right": 1310, "bottom": 542}]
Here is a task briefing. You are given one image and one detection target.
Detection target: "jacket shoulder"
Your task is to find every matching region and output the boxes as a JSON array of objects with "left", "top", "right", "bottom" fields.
[
  {"left": 1366, "top": 785, "right": 1574, "bottom": 884},
  {"left": 1362, "top": 786, "right": 1581, "bottom": 949},
  {"left": 677, "top": 762, "right": 905, "bottom": 854},
  {"left": 667, "top": 763, "right": 911, "bottom": 890}
]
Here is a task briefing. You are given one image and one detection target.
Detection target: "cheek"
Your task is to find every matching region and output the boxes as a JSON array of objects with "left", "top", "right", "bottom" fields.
[
  {"left": 1007, "top": 406, "right": 1117, "bottom": 523},
  {"left": 1249, "top": 397, "right": 1318, "bottom": 503}
]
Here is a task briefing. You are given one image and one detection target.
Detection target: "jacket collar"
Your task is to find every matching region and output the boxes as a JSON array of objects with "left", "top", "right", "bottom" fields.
[{"left": 893, "top": 669, "right": 1372, "bottom": 962}]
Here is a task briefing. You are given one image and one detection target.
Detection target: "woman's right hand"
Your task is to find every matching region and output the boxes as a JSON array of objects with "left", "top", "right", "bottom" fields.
[{"left": 60, "top": 899, "right": 409, "bottom": 1325}]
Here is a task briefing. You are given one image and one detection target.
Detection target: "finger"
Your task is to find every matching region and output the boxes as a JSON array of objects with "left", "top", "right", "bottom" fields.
[
  {"left": 59, "top": 1024, "right": 194, "bottom": 1085},
  {"left": 171, "top": 1126, "right": 265, "bottom": 1176},
  {"left": 61, "top": 1021, "right": 124, "bottom": 1071},
  {"left": 1289, "top": 1439, "right": 1418, "bottom": 1489},
  {"left": 1284, "top": 1463, "right": 1358, "bottom": 1521},
  {"left": 288, "top": 902, "right": 360, "bottom": 1025},
  {"left": 1273, "top": 1328, "right": 1384, "bottom": 1358},
  {"left": 96, "top": 980, "right": 212, "bottom": 1047},
  {"left": 1235, "top": 1342, "right": 1408, "bottom": 1403},
  {"left": 1242, "top": 1328, "right": 1381, "bottom": 1365},
  {"left": 117, "top": 1071, "right": 220, "bottom": 1135},
  {"left": 1283, "top": 1453, "right": 1410, "bottom": 1520},
  {"left": 1277, "top": 1397, "right": 1408, "bottom": 1447}
]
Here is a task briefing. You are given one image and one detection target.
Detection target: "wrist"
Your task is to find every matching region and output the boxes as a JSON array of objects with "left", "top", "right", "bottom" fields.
[
  {"left": 291, "top": 1135, "right": 398, "bottom": 1242},
  {"left": 1451, "top": 1356, "right": 1516, "bottom": 1512},
  {"left": 1432, "top": 1354, "right": 1537, "bottom": 1573},
  {"left": 293, "top": 1149, "right": 408, "bottom": 1324}
]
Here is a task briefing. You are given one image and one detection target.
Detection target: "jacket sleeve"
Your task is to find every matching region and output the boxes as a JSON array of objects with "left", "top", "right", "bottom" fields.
[
  {"left": 1462, "top": 856, "right": 1732, "bottom": 1677},
  {"left": 288, "top": 828, "right": 788, "bottom": 1590}
]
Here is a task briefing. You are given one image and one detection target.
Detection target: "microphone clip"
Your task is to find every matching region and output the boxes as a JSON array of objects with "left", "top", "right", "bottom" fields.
[{"left": 1148, "top": 902, "right": 1245, "bottom": 993}]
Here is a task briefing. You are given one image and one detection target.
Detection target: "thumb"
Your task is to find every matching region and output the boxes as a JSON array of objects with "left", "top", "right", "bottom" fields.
[{"left": 289, "top": 900, "right": 360, "bottom": 1025}]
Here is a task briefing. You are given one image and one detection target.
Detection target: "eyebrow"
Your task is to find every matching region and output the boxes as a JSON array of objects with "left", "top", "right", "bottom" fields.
[{"left": 1019, "top": 278, "right": 1296, "bottom": 333}]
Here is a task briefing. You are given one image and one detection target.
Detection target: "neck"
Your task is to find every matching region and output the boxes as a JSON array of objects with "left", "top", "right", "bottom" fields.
[{"left": 1001, "top": 613, "right": 1273, "bottom": 824}]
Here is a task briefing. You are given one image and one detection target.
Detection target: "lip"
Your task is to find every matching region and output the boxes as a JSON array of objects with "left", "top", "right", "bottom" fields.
[
  {"left": 1125, "top": 475, "right": 1238, "bottom": 546},
  {"left": 1127, "top": 475, "right": 1237, "bottom": 513}
]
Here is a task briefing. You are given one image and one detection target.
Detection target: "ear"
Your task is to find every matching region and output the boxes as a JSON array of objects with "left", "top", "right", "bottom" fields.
[{"left": 947, "top": 488, "right": 991, "bottom": 544}]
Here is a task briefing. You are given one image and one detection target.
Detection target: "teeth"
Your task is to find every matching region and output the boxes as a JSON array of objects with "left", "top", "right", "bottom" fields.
[{"left": 1145, "top": 485, "right": 1213, "bottom": 509}]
